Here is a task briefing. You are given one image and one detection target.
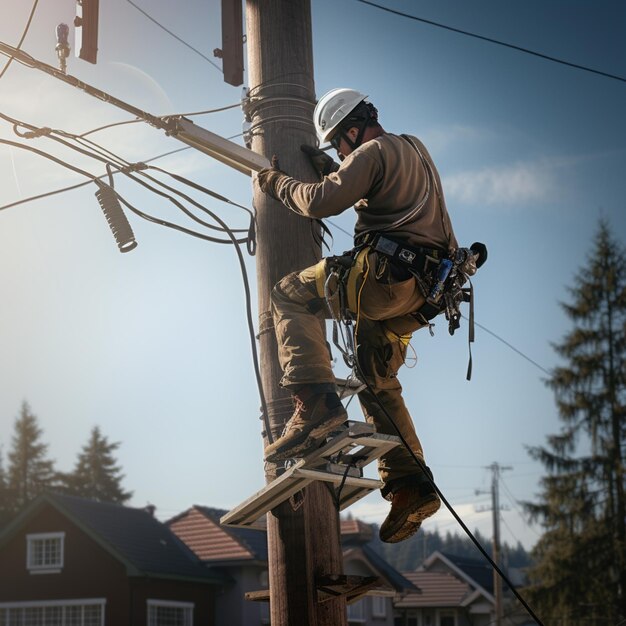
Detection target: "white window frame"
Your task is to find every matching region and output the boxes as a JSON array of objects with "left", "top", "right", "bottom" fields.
[
  {"left": 371, "top": 594, "right": 387, "bottom": 618},
  {"left": 147, "top": 599, "right": 194, "bottom": 626},
  {"left": 26, "top": 532, "right": 65, "bottom": 573},
  {"left": 0, "top": 598, "right": 105, "bottom": 626},
  {"left": 347, "top": 597, "right": 366, "bottom": 623}
]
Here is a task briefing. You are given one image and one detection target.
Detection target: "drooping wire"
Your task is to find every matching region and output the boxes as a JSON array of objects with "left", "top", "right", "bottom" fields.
[
  {"left": 0, "top": 0, "right": 40, "bottom": 81},
  {"left": 2, "top": 112, "right": 252, "bottom": 241},
  {"left": 323, "top": 262, "right": 543, "bottom": 622},
  {"left": 354, "top": 0, "right": 626, "bottom": 84},
  {"left": 0, "top": 126, "right": 273, "bottom": 445},
  {"left": 347, "top": 330, "right": 545, "bottom": 625}
]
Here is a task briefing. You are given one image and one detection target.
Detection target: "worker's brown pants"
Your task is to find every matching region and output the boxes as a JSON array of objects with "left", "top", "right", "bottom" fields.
[{"left": 271, "top": 249, "right": 431, "bottom": 489}]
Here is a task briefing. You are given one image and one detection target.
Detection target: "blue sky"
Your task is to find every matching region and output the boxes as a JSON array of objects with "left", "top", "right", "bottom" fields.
[{"left": 1, "top": 0, "right": 624, "bottom": 551}]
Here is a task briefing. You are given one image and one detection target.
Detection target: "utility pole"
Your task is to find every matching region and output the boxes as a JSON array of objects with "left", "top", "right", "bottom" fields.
[
  {"left": 488, "top": 462, "right": 511, "bottom": 626},
  {"left": 246, "top": 1, "right": 348, "bottom": 625}
]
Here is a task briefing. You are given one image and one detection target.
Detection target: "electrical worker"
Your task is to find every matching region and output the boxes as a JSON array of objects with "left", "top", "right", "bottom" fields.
[{"left": 255, "top": 88, "right": 469, "bottom": 543}]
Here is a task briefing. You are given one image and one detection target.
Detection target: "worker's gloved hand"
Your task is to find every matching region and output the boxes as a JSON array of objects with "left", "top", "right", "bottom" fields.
[
  {"left": 256, "top": 155, "right": 285, "bottom": 200},
  {"left": 301, "top": 144, "right": 340, "bottom": 176}
]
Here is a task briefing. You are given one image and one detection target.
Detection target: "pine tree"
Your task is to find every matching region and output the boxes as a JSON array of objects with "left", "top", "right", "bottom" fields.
[
  {"left": 525, "top": 219, "right": 626, "bottom": 621},
  {"left": 0, "top": 446, "right": 12, "bottom": 529},
  {"left": 65, "top": 426, "right": 132, "bottom": 503},
  {"left": 7, "top": 401, "right": 56, "bottom": 511}
]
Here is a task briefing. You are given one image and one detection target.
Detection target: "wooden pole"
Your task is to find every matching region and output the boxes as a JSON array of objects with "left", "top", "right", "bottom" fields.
[{"left": 245, "top": 1, "right": 347, "bottom": 624}]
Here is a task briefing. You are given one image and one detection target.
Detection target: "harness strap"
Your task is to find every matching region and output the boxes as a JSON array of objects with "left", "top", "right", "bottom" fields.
[{"left": 465, "top": 280, "right": 475, "bottom": 381}]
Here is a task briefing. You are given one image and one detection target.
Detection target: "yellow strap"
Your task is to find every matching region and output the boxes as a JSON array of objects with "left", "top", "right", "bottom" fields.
[
  {"left": 346, "top": 247, "right": 370, "bottom": 312},
  {"left": 384, "top": 327, "right": 413, "bottom": 346},
  {"left": 314, "top": 259, "right": 328, "bottom": 298}
]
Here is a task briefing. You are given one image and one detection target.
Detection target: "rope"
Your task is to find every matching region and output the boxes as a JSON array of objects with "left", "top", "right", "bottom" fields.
[{"left": 344, "top": 324, "right": 545, "bottom": 625}]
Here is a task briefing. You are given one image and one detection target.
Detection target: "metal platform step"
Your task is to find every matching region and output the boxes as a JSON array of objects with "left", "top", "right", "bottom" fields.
[{"left": 220, "top": 421, "right": 399, "bottom": 528}]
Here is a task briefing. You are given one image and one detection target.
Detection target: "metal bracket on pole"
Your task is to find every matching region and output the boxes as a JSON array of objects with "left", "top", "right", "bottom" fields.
[
  {"left": 220, "top": 421, "right": 400, "bottom": 528},
  {"left": 0, "top": 42, "right": 270, "bottom": 177},
  {"left": 167, "top": 117, "right": 270, "bottom": 176}
]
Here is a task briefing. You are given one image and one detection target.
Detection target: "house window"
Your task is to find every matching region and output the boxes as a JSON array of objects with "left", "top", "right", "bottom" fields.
[
  {"left": 0, "top": 599, "right": 105, "bottom": 626},
  {"left": 147, "top": 600, "right": 193, "bottom": 626},
  {"left": 371, "top": 595, "right": 387, "bottom": 618},
  {"left": 26, "top": 532, "right": 65, "bottom": 573},
  {"left": 438, "top": 610, "right": 456, "bottom": 626},
  {"left": 347, "top": 598, "right": 366, "bottom": 623}
]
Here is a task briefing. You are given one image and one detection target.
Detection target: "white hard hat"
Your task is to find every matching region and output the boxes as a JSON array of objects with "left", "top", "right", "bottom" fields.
[{"left": 314, "top": 88, "right": 368, "bottom": 144}]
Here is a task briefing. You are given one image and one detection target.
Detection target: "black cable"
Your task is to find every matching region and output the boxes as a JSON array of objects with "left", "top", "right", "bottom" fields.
[
  {"left": 467, "top": 316, "right": 551, "bottom": 376},
  {"left": 125, "top": 0, "right": 222, "bottom": 72},
  {"left": 0, "top": 130, "right": 273, "bottom": 445},
  {"left": 0, "top": 0, "right": 40, "bottom": 81},
  {"left": 355, "top": 0, "right": 626, "bottom": 84},
  {"left": 2, "top": 112, "right": 253, "bottom": 239},
  {"left": 0, "top": 147, "right": 193, "bottom": 213},
  {"left": 0, "top": 138, "right": 238, "bottom": 244},
  {"left": 352, "top": 349, "right": 545, "bottom": 625}
]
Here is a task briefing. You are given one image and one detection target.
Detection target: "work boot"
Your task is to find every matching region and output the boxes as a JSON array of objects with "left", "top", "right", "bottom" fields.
[
  {"left": 264, "top": 386, "right": 348, "bottom": 462},
  {"left": 379, "top": 472, "right": 441, "bottom": 543}
]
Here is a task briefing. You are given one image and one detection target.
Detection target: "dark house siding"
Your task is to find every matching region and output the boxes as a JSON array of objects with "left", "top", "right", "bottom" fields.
[
  {"left": 0, "top": 503, "right": 130, "bottom": 625},
  {"left": 130, "top": 578, "right": 215, "bottom": 625}
]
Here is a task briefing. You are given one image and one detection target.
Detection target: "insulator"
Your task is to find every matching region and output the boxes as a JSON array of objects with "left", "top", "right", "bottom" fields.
[
  {"left": 94, "top": 184, "right": 138, "bottom": 253},
  {"left": 56, "top": 23, "right": 70, "bottom": 46}
]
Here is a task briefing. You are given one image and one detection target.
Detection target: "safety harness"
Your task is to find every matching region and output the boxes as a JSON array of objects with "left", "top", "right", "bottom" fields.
[{"left": 318, "top": 234, "right": 482, "bottom": 380}]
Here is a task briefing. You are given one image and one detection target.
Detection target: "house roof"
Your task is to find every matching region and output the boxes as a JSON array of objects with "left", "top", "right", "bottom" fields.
[
  {"left": 168, "top": 506, "right": 268, "bottom": 563},
  {"left": 0, "top": 493, "right": 224, "bottom": 585},
  {"left": 340, "top": 517, "right": 374, "bottom": 543},
  {"left": 426, "top": 551, "right": 494, "bottom": 596},
  {"left": 345, "top": 544, "right": 418, "bottom": 593},
  {"left": 395, "top": 571, "right": 470, "bottom": 608},
  {"left": 167, "top": 507, "right": 416, "bottom": 593}
]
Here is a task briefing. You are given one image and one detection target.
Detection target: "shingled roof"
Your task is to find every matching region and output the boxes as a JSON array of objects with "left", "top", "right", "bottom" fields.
[
  {"left": 0, "top": 493, "right": 224, "bottom": 585},
  {"left": 427, "top": 551, "right": 494, "bottom": 596},
  {"left": 167, "top": 506, "right": 268, "bottom": 564},
  {"left": 167, "top": 506, "right": 416, "bottom": 593},
  {"left": 395, "top": 571, "right": 470, "bottom": 608}
]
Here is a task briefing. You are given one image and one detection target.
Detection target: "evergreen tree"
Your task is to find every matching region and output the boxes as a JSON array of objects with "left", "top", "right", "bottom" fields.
[
  {"left": 65, "top": 426, "right": 132, "bottom": 503},
  {"left": 525, "top": 220, "right": 626, "bottom": 621},
  {"left": 0, "top": 446, "right": 12, "bottom": 529},
  {"left": 7, "top": 401, "right": 56, "bottom": 511}
]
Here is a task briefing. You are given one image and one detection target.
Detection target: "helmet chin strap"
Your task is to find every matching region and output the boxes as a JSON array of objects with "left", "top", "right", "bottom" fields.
[{"left": 338, "top": 118, "right": 369, "bottom": 152}]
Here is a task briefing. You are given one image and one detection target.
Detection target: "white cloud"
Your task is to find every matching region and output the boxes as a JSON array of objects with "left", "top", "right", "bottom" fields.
[
  {"left": 420, "top": 124, "right": 488, "bottom": 153},
  {"left": 443, "top": 159, "right": 558, "bottom": 208}
]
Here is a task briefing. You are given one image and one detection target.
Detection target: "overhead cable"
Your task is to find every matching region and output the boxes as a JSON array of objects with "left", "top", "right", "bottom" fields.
[
  {"left": 125, "top": 0, "right": 222, "bottom": 72},
  {"left": 467, "top": 316, "right": 551, "bottom": 376},
  {"left": 0, "top": 0, "right": 40, "bottom": 81},
  {"left": 0, "top": 120, "right": 271, "bottom": 442},
  {"left": 355, "top": 0, "right": 626, "bottom": 84}
]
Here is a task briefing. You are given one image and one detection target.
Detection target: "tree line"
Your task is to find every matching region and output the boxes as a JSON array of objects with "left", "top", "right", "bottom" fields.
[{"left": 0, "top": 401, "right": 131, "bottom": 529}]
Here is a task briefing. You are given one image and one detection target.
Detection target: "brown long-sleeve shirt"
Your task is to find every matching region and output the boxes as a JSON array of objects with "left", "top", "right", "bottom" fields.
[{"left": 272, "top": 133, "right": 458, "bottom": 253}]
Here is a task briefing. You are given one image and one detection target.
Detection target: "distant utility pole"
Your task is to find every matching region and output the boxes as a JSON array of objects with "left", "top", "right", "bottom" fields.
[
  {"left": 477, "top": 463, "right": 511, "bottom": 626},
  {"left": 246, "top": 1, "right": 348, "bottom": 625},
  {"left": 489, "top": 463, "right": 511, "bottom": 626}
]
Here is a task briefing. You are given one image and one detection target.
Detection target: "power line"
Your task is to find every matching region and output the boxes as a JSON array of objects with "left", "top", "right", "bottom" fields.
[
  {"left": 0, "top": 0, "right": 40, "bottom": 81},
  {"left": 125, "top": 0, "right": 222, "bottom": 72},
  {"left": 468, "top": 317, "right": 552, "bottom": 376},
  {"left": 78, "top": 103, "right": 240, "bottom": 138},
  {"left": 354, "top": 0, "right": 626, "bottom": 84}
]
